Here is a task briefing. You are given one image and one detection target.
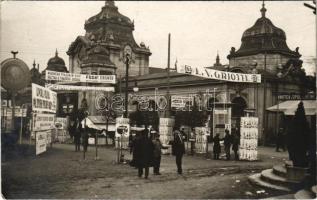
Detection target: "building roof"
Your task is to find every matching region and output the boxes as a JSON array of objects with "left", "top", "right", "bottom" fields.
[
  {"left": 45, "top": 50, "right": 68, "bottom": 73},
  {"left": 228, "top": 3, "right": 300, "bottom": 59}
]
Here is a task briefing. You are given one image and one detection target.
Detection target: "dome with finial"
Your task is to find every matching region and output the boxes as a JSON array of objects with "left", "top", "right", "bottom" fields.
[
  {"left": 228, "top": 2, "right": 300, "bottom": 59},
  {"left": 46, "top": 49, "right": 68, "bottom": 72}
]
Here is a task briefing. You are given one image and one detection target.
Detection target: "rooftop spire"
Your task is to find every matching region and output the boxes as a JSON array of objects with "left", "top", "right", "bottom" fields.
[
  {"left": 33, "top": 60, "right": 36, "bottom": 68},
  {"left": 105, "top": 0, "right": 115, "bottom": 7},
  {"left": 260, "top": 0, "right": 267, "bottom": 18},
  {"left": 55, "top": 49, "right": 58, "bottom": 57}
]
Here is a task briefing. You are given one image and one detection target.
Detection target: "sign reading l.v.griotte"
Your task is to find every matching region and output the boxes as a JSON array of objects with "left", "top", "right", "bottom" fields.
[{"left": 177, "top": 65, "right": 261, "bottom": 83}]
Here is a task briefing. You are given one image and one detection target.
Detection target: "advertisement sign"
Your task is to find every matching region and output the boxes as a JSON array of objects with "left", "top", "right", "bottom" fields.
[
  {"left": 239, "top": 117, "right": 258, "bottom": 161},
  {"left": 115, "top": 118, "right": 130, "bottom": 149},
  {"left": 1, "top": 107, "right": 27, "bottom": 117},
  {"left": 45, "top": 70, "right": 116, "bottom": 84},
  {"left": 177, "top": 65, "right": 261, "bottom": 83},
  {"left": 159, "top": 118, "right": 174, "bottom": 154},
  {"left": 32, "top": 83, "right": 57, "bottom": 113},
  {"left": 36, "top": 131, "right": 47, "bottom": 155},
  {"left": 214, "top": 109, "right": 228, "bottom": 114},
  {"left": 33, "top": 113, "right": 55, "bottom": 131},
  {"left": 159, "top": 118, "right": 175, "bottom": 127},
  {"left": 55, "top": 117, "right": 67, "bottom": 130},
  {"left": 195, "top": 127, "right": 208, "bottom": 153},
  {"left": 171, "top": 95, "right": 193, "bottom": 108},
  {"left": 46, "top": 84, "right": 114, "bottom": 92}
]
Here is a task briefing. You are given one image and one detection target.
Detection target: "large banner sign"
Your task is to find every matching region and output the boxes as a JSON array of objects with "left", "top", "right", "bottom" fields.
[
  {"left": 171, "top": 95, "right": 193, "bottom": 108},
  {"left": 195, "top": 127, "right": 208, "bottom": 154},
  {"left": 239, "top": 117, "right": 258, "bottom": 161},
  {"left": 36, "top": 131, "right": 47, "bottom": 155},
  {"left": 33, "top": 113, "right": 55, "bottom": 131},
  {"left": 115, "top": 118, "right": 130, "bottom": 149},
  {"left": 32, "top": 83, "right": 57, "bottom": 113},
  {"left": 46, "top": 84, "right": 114, "bottom": 92},
  {"left": 177, "top": 65, "right": 261, "bottom": 83},
  {"left": 45, "top": 70, "right": 116, "bottom": 84}
]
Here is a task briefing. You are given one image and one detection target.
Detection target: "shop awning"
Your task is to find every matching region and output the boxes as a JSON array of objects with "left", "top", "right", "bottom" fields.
[
  {"left": 267, "top": 100, "right": 316, "bottom": 115},
  {"left": 81, "top": 116, "right": 115, "bottom": 131}
]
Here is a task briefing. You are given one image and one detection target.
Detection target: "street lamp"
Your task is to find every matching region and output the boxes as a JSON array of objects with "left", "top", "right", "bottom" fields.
[
  {"left": 133, "top": 80, "right": 139, "bottom": 93},
  {"left": 123, "top": 45, "right": 132, "bottom": 118}
]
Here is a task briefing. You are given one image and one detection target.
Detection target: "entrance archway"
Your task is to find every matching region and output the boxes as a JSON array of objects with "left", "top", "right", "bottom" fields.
[{"left": 231, "top": 96, "right": 247, "bottom": 129}]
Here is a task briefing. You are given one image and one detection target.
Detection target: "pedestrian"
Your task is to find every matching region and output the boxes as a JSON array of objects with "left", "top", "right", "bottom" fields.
[
  {"left": 224, "top": 129, "right": 231, "bottom": 160},
  {"left": 171, "top": 127, "right": 185, "bottom": 174},
  {"left": 73, "top": 118, "right": 81, "bottom": 152},
  {"left": 232, "top": 130, "right": 240, "bottom": 160},
  {"left": 152, "top": 132, "right": 168, "bottom": 175},
  {"left": 134, "top": 128, "right": 154, "bottom": 179},
  {"left": 276, "top": 127, "right": 286, "bottom": 152},
  {"left": 212, "top": 133, "right": 221, "bottom": 160},
  {"left": 189, "top": 128, "right": 196, "bottom": 155}
]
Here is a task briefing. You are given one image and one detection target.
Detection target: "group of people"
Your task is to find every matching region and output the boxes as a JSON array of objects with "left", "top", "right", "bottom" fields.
[
  {"left": 130, "top": 127, "right": 185, "bottom": 179},
  {"left": 212, "top": 128, "right": 240, "bottom": 161},
  {"left": 69, "top": 118, "right": 89, "bottom": 152}
]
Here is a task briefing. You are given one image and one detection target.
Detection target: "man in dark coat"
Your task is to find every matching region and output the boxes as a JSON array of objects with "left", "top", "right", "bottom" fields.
[
  {"left": 134, "top": 129, "right": 154, "bottom": 179},
  {"left": 152, "top": 133, "right": 168, "bottom": 175},
  {"left": 213, "top": 133, "right": 221, "bottom": 160},
  {"left": 73, "top": 118, "right": 81, "bottom": 151},
  {"left": 172, "top": 128, "right": 185, "bottom": 174},
  {"left": 232, "top": 129, "right": 240, "bottom": 160},
  {"left": 223, "top": 129, "right": 231, "bottom": 160},
  {"left": 276, "top": 127, "right": 286, "bottom": 152}
]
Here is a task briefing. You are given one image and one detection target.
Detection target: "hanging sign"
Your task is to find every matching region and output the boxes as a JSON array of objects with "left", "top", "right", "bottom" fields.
[
  {"left": 32, "top": 83, "right": 57, "bottom": 113},
  {"left": 33, "top": 113, "right": 55, "bottom": 131},
  {"left": 171, "top": 95, "right": 193, "bottom": 108},
  {"left": 46, "top": 84, "right": 114, "bottom": 92},
  {"left": 36, "top": 131, "right": 47, "bottom": 155},
  {"left": 239, "top": 117, "right": 258, "bottom": 161},
  {"left": 177, "top": 65, "right": 261, "bottom": 83},
  {"left": 45, "top": 70, "right": 116, "bottom": 84}
]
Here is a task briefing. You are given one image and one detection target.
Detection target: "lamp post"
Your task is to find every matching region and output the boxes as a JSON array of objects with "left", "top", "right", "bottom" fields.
[{"left": 123, "top": 45, "right": 132, "bottom": 118}]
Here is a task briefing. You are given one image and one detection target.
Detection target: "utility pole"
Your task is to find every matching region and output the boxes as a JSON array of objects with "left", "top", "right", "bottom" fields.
[{"left": 166, "top": 33, "right": 171, "bottom": 117}]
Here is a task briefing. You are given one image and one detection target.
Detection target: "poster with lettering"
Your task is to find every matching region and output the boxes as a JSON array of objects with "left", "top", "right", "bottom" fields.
[
  {"left": 33, "top": 113, "right": 55, "bottom": 131},
  {"left": 239, "top": 117, "right": 258, "bottom": 161},
  {"left": 159, "top": 118, "right": 175, "bottom": 154},
  {"left": 115, "top": 118, "right": 130, "bottom": 149},
  {"left": 32, "top": 83, "right": 57, "bottom": 113},
  {"left": 36, "top": 131, "right": 47, "bottom": 155},
  {"left": 195, "top": 127, "right": 208, "bottom": 154}
]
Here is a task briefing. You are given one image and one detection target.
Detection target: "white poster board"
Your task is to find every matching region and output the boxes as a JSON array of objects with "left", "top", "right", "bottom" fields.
[
  {"left": 33, "top": 113, "right": 55, "bottom": 131},
  {"left": 32, "top": 83, "right": 57, "bottom": 113},
  {"left": 195, "top": 127, "right": 208, "bottom": 153},
  {"left": 115, "top": 118, "right": 130, "bottom": 149},
  {"left": 36, "top": 131, "right": 47, "bottom": 155},
  {"left": 239, "top": 117, "right": 258, "bottom": 161},
  {"left": 159, "top": 118, "right": 174, "bottom": 154}
]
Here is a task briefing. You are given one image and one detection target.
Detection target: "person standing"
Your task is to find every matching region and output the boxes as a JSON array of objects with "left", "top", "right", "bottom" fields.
[
  {"left": 224, "top": 129, "right": 231, "bottom": 160},
  {"left": 189, "top": 128, "right": 196, "bottom": 155},
  {"left": 212, "top": 133, "right": 221, "bottom": 160},
  {"left": 134, "top": 129, "right": 154, "bottom": 179},
  {"left": 152, "top": 132, "right": 168, "bottom": 175},
  {"left": 172, "top": 128, "right": 185, "bottom": 175},
  {"left": 232, "top": 130, "right": 240, "bottom": 160},
  {"left": 276, "top": 127, "right": 286, "bottom": 152},
  {"left": 73, "top": 118, "right": 81, "bottom": 152}
]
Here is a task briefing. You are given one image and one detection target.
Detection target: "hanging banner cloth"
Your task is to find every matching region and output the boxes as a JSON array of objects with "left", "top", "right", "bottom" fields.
[
  {"left": 46, "top": 84, "right": 114, "bottom": 92},
  {"left": 177, "top": 65, "right": 261, "bottom": 83},
  {"left": 45, "top": 70, "right": 116, "bottom": 84}
]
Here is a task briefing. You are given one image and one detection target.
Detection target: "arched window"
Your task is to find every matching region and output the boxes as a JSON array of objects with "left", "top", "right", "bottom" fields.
[{"left": 231, "top": 96, "right": 247, "bottom": 118}]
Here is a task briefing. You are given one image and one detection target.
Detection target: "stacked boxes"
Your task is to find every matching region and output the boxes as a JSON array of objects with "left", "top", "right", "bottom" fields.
[
  {"left": 159, "top": 118, "right": 174, "bottom": 155},
  {"left": 195, "top": 127, "right": 208, "bottom": 154},
  {"left": 239, "top": 117, "right": 258, "bottom": 161}
]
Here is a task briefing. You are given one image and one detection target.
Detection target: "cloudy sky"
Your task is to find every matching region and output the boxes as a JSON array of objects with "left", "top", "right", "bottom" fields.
[{"left": 1, "top": 1, "right": 316, "bottom": 75}]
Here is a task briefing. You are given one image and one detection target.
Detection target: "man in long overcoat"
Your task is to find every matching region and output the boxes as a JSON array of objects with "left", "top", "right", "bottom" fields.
[{"left": 172, "top": 128, "right": 185, "bottom": 174}]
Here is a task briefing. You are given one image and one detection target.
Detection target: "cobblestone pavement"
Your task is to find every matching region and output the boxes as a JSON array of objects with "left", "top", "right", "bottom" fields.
[{"left": 2, "top": 143, "right": 291, "bottom": 199}]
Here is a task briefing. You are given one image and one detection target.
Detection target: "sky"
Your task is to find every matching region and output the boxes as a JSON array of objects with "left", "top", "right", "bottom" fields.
[{"left": 0, "top": 1, "right": 316, "bottom": 75}]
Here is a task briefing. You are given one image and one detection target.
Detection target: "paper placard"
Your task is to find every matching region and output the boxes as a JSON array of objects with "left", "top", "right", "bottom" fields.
[
  {"left": 36, "top": 131, "right": 47, "bottom": 155},
  {"left": 32, "top": 83, "right": 57, "bottom": 113}
]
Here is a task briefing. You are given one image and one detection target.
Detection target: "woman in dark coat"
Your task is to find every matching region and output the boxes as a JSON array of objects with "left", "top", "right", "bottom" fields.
[
  {"left": 232, "top": 130, "right": 240, "bottom": 160},
  {"left": 134, "top": 129, "right": 154, "bottom": 179},
  {"left": 213, "top": 133, "right": 221, "bottom": 160},
  {"left": 223, "top": 130, "right": 232, "bottom": 160}
]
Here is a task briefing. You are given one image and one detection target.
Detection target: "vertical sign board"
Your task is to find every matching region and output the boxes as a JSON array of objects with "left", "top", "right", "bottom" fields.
[
  {"left": 195, "top": 127, "right": 208, "bottom": 153},
  {"left": 32, "top": 83, "right": 57, "bottom": 155},
  {"left": 36, "top": 131, "right": 47, "bottom": 155},
  {"left": 239, "top": 117, "right": 259, "bottom": 161},
  {"left": 159, "top": 118, "right": 174, "bottom": 154},
  {"left": 115, "top": 118, "right": 130, "bottom": 149}
]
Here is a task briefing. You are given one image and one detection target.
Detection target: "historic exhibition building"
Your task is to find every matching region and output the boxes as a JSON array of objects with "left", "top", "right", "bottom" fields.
[{"left": 7, "top": 1, "right": 314, "bottom": 144}]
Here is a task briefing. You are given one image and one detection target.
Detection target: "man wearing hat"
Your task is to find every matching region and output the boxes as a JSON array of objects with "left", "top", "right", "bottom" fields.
[{"left": 152, "top": 131, "right": 167, "bottom": 175}]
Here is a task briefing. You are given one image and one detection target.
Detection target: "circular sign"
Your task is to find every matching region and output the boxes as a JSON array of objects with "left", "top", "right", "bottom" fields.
[{"left": 1, "top": 58, "right": 30, "bottom": 91}]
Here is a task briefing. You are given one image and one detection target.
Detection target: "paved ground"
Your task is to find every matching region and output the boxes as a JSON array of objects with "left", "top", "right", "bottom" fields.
[{"left": 2, "top": 142, "right": 291, "bottom": 199}]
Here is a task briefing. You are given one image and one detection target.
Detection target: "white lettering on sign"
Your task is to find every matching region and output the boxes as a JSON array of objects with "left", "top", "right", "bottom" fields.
[{"left": 178, "top": 65, "right": 261, "bottom": 83}]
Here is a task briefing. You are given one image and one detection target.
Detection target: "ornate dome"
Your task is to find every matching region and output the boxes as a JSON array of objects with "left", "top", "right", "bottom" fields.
[
  {"left": 46, "top": 50, "right": 68, "bottom": 72},
  {"left": 228, "top": 3, "right": 300, "bottom": 59}
]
